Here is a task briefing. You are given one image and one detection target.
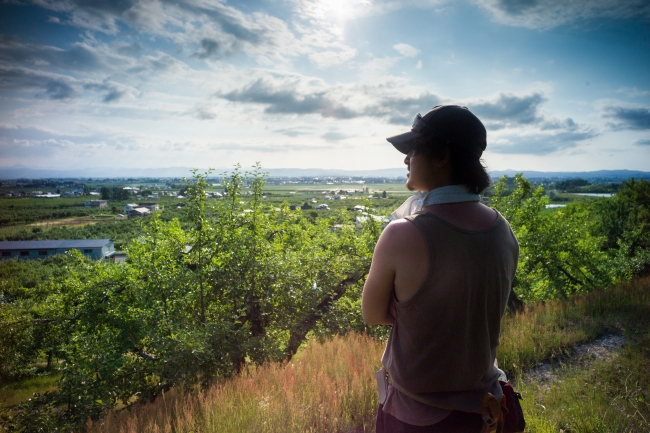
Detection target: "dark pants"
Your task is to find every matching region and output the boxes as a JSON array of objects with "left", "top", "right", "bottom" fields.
[{"left": 375, "top": 404, "right": 483, "bottom": 433}]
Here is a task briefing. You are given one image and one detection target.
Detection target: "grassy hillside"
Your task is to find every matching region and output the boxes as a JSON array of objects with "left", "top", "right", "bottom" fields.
[{"left": 86, "top": 276, "right": 650, "bottom": 433}]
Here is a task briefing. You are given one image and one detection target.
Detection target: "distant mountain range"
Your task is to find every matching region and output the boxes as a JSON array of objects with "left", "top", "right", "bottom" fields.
[{"left": 1, "top": 165, "right": 649, "bottom": 180}]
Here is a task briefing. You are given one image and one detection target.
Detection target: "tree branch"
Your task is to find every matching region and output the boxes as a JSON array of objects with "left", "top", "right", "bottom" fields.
[
  {"left": 284, "top": 269, "right": 368, "bottom": 361},
  {"left": 133, "top": 348, "right": 158, "bottom": 361},
  {"left": 555, "top": 263, "right": 583, "bottom": 287}
]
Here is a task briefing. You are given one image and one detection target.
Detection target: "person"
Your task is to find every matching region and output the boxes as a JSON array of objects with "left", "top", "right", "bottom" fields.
[{"left": 362, "top": 105, "right": 519, "bottom": 432}]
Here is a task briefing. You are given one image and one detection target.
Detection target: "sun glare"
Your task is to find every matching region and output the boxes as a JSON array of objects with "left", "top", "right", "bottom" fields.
[{"left": 321, "top": 0, "right": 369, "bottom": 21}]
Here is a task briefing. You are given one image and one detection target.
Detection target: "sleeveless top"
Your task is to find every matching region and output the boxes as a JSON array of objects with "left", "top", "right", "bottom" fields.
[{"left": 381, "top": 210, "right": 519, "bottom": 423}]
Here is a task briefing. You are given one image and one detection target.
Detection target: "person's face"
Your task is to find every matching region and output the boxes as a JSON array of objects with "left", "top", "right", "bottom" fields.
[
  {"left": 404, "top": 150, "right": 434, "bottom": 191},
  {"left": 404, "top": 149, "right": 451, "bottom": 191}
]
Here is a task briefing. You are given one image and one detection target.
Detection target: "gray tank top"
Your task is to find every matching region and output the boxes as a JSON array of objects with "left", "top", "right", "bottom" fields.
[{"left": 382, "top": 210, "right": 519, "bottom": 414}]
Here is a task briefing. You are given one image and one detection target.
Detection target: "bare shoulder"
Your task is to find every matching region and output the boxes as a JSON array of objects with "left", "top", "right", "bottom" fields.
[{"left": 378, "top": 218, "right": 423, "bottom": 248}]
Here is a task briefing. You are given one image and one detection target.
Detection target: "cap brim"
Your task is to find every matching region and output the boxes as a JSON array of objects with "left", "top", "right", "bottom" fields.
[{"left": 386, "top": 131, "right": 421, "bottom": 154}]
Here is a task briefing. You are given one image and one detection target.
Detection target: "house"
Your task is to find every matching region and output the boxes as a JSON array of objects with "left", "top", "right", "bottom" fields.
[
  {"left": 105, "top": 251, "right": 128, "bottom": 263},
  {"left": 84, "top": 200, "right": 107, "bottom": 208},
  {"left": 138, "top": 202, "right": 159, "bottom": 211},
  {"left": 123, "top": 203, "right": 139, "bottom": 213},
  {"left": 128, "top": 207, "right": 151, "bottom": 218},
  {"left": 0, "top": 239, "right": 114, "bottom": 261}
]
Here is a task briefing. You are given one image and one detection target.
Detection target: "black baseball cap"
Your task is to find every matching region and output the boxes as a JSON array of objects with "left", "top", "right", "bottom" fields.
[{"left": 386, "top": 105, "right": 487, "bottom": 158}]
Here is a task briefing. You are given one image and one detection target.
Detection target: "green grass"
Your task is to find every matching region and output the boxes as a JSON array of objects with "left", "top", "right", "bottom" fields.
[
  {"left": 520, "top": 338, "right": 650, "bottom": 432},
  {"left": 0, "top": 375, "right": 60, "bottom": 408},
  {"left": 498, "top": 276, "right": 650, "bottom": 380},
  {"left": 499, "top": 276, "right": 650, "bottom": 432}
]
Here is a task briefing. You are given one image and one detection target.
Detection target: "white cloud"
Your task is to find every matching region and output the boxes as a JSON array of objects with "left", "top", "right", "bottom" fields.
[
  {"left": 357, "top": 56, "right": 400, "bottom": 78},
  {"left": 309, "top": 47, "right": 357, "bottom": 67},
  {"left": 322, "top": 131, "right": 351, "bottom": 141},
  {"left": 616, "top": 87, "right": 650, "bottom": 98},
  {"left": 472, "top": 0, "right": 650, "bottom": 29},
  {"left": 393, "top": 43, "right": 420, "bottom": 57},
  {"left": 37, "top": 0, "right": 302, "bottom": 62}
]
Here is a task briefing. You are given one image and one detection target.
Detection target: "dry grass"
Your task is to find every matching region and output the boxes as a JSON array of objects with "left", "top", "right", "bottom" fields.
[
  {"left": 0, "top": 216, "right": 105, "bottom": 237},
  {"left": 28, "top": 216, "right": 110, "bottom": 227},
  {"left": 88, "top": 334, "right": 384, "bottom": 433}
]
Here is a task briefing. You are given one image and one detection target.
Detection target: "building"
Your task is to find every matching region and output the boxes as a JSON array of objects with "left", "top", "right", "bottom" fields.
[
  {"left": 0, "top": 239, "right": 115, "bottom": 261},
  {"left": 84, "top": 200, "right": 107, "bottom": 208},
  {"left": 124, "top": 203, "right": 140, "bottom": 213},
  {"left": 128, "top": 207, "right": 151, "bottom": 218},
  {"left": 124, "top": 203, "right": 139, "bottom": 213},
  {"left": 138, "top": 202, "right": 159, "bottom": 211},
  {"left": 105, "top": 251, "right": 128, "bottom": 263}
]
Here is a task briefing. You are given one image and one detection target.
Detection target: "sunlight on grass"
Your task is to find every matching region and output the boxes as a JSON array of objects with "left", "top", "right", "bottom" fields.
[
  {"left": 0, "top": 375, "right": 60, "bottom": 408},
  {"left": 498, "top": 276, "right": 650, "bottom": 379},
  {"left": 88, "top": 334, "right": 384, "bottom": 433},
  {"left": 519, "top": 340, "right": 650, "bottom": 432}
]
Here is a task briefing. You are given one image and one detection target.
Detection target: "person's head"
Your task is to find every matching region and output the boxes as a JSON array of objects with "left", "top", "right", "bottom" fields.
[{"left": 386, "top": 105, "right": 491, "bottom": 194}]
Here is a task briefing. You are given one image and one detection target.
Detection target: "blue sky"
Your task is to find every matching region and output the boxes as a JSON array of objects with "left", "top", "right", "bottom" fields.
[{"left": 0, "top": 0, "right": 649, "bottom": 173}]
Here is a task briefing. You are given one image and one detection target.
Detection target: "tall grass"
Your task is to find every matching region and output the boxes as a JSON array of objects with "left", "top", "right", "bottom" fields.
[
  {"left": 498, "top": 276, "right": 650, "bottom": 379},
  {"left": 88, "top": 334, "right": 384, "bottom": 433},
  {"left": 88, "top": 276, "right": 650, "bottom": 433}
]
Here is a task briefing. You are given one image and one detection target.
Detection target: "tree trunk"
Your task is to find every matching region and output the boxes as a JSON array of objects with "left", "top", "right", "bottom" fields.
[
  {"left": 507, "top": 288, "right": 525, "bottom": 313},
  {"left": 284, "top": 272, "right": 366, "bottom": 360},
  {"left": 245, "top": 294, "right": 265, "bottom": 337}
]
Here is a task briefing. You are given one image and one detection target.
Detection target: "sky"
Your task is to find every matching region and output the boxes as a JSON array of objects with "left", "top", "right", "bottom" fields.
[{"left": 0, "top": 0, "right": 649, "bottom": 173}]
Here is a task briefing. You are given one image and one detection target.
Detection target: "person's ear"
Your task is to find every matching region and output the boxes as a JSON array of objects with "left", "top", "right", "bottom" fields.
[
  {"left": 431, "top": 149, "right": 451, "bottom": 168},
  {"left": 440, "top": 149, "right": 451, "bottom": 165}
]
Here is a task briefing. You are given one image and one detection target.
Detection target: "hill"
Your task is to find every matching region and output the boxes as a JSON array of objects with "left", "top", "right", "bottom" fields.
[{"left": 84, "top": 276, "right": 650, "bottom": 433}]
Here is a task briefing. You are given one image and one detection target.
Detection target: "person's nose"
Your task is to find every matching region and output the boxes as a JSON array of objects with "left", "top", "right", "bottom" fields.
[{"left": 404, "top": 153, "right": 410, "bottom": 165}]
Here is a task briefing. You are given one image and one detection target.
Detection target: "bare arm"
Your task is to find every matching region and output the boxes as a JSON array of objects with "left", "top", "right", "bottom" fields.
[
  {"left": 362, "top": 218, "right": 429, "bottom": 326},
  {"left": 362, "top": 222, "right": 402, "bottom": 325}
]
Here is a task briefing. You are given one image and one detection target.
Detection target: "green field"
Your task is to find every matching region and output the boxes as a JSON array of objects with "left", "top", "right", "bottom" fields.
[{"left": 0, "top": 178, "right": 604, "bottom": 244}]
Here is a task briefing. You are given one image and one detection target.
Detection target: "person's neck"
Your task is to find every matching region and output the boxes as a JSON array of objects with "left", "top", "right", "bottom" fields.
[{"left": 425, "top": 178, "right": 452, "bottom": 191}]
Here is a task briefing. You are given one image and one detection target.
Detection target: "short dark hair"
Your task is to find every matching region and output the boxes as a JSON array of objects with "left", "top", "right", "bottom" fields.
[{"left": 412, "top": 133, "right": 491, "bottom": 194}]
